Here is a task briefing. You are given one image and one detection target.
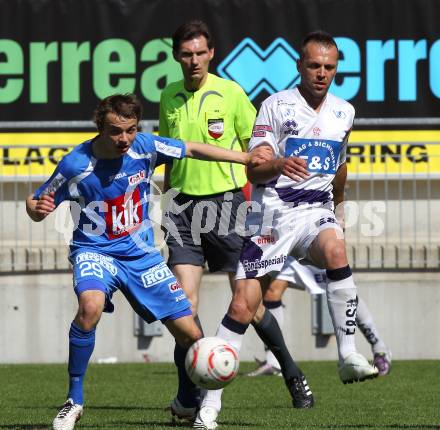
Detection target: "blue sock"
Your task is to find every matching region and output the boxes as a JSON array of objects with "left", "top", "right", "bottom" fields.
[
  {"left": 174, "top": 342, "right": 200, "bottom": 408},
  {"left": 67, "top": 322, "right": 96, "bottom": 405}
]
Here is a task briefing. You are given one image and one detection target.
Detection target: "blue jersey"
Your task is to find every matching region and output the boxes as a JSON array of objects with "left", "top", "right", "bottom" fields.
[{"left": 33, "top": 132, "right": 185, "bottom": 260}]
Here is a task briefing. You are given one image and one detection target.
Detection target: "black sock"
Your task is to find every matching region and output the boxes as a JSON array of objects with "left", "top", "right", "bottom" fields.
[
  {"left": 174, "top": 315, "right": 204, "bottom": 408},
  {"left": 252, "top": 309, "right": 302, "bottom": 380}
]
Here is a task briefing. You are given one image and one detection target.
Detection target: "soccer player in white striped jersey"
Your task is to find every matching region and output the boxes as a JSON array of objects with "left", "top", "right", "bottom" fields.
[{"left": 195, "top": 31, "right": 378, "bottom": 430}]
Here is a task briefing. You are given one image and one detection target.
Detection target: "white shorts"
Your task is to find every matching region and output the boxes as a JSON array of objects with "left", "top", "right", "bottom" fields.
[
  {"left": 274, "top": 257, "right": 326, "bottom": 294},
  {"left": 235, "top": 200, "right": 343, "bottom": 280}
]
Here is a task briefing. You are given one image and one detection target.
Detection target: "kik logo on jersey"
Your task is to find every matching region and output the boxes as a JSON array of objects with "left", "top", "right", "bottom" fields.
[
  {"left": 104, "top": 188, "right": 143, "bottom": 239},
  {"left": 285, "top": 137, "right": 341, "bottom": 174}
]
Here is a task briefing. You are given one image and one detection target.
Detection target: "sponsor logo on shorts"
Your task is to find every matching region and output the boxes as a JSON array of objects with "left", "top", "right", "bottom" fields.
[
  {"left": 168, "top": 281, "right": 182, "bottom": 293},
  {"left": 242, "top": 254, "right": 287, "bottom": 272},
  {"left": 128, "top": 170, "right": 146, "bottom": 186},
  {"left": 175, "top": 294, "right": 187, "bottom": 302},
  {"left": 141, "top": 262, "right": 174, "bottom": 288},
  {"left": 75, "top": 252, "right": 117, "bottom": 276},
  {"left": 256, "top": 234, "right": 276, "bottom": 244},
  {"left": 317, "top": 216, "right": 337, "bottom": 227}
]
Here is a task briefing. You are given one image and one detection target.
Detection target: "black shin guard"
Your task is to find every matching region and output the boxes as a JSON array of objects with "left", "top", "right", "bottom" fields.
[{"left": 252, "top": 309, "right": 302, "bottom": 380}]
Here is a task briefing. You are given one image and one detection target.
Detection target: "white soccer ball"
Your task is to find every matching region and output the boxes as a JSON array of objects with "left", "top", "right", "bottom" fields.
[{"left": 185, "top": 336, "right": 239, "bottom": 390}]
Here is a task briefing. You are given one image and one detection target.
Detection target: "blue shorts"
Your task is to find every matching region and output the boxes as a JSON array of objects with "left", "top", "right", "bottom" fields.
[{"left": 70, "top": 250, "right": 191, "bottom": 323}]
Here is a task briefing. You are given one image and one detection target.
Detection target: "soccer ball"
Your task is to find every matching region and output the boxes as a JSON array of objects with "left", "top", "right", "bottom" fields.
[{"left": 185, "top": 337, "right": 239, "bottom": 390}]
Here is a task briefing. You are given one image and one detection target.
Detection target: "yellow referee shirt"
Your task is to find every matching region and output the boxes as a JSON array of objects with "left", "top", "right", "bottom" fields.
[{"left": 159, "top": 73, "right": 256, "bottom": 195}]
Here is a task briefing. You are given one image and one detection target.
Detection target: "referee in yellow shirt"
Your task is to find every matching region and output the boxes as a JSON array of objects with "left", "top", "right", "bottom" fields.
[
  {"left": 160, "top": 20, "right": 312, "bottom": 427},
  {"left": 160, "top": 22, "right": 255, "bottom": 294}
]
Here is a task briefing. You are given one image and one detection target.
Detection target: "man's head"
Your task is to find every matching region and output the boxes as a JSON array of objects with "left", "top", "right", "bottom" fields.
[
  {"left": 93, "top": 93, "right": 142, "bottom": 158},
  {"left": 297, "top": 31, "right": 339, "bottom": 108},
  {"left": 172, "top": 20, "right": 214, "bottom": 91}
]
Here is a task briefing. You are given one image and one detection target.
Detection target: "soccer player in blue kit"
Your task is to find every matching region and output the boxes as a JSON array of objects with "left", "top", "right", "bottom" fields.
[{"left": 25, "top": 94, "right": 270, "bottom": 430}]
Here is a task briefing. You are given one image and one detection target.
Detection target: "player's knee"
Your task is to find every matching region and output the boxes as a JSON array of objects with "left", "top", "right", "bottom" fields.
[
  {"left": 324, "top": 241, "right": 347, "bottom": 268},
  {"left": 265, "top": 280, "right": 286, "bottom": 301},
  {"left": 76, "top": 300, "right": 103, "bottom": 329},
  {"left": 178, "top": 326, "right": 202, "bottom": 348},
  {"left": 189, "top": 326, "right": 203, "bottom": 344},
  {"left": 228, "top": 299, "right": 254, "bottom": 324},
  {"left": 264, "top": 289, "right": 279, "bottom": 301}
]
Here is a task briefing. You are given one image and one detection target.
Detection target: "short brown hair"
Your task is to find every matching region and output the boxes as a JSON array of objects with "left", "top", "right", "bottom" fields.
[
  {"left": 300, "top": 30, "right": 338, "bottom": 59},
  {"left": 93, "top": 93, "right": 142, "bottom": 132},
  {"left": 172, "top": 20, "right": 213, "bottom": 52}
]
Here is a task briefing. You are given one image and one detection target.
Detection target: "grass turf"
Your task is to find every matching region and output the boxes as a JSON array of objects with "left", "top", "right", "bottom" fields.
[{"left": 0, "top": 361, "right": 439, "bottom": 429}]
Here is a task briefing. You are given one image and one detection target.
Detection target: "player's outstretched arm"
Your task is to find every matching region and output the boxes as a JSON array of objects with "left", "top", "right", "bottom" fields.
[
  {"left": 184, "top": 141, "right": 272, "bottom": 166},
  {"left": 247, "top": 146, "right": 310, "bottom": 184},
  {"left": 26, "top": 192, "right": 56, "bottom": 222}
]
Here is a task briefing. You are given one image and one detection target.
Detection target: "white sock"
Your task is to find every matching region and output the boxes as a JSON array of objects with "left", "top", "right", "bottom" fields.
[
  {"left": 200, "top": 323, "right": 244, "bottom": 413},
  {"left": 326, "top": 275, "right": 358, "bottom": 363},
  {"left": 265, "top": 304, "right": 283, "bottom": 369},
  {"left": 356, "top": 296, "right": 388, "bottom": 355}
]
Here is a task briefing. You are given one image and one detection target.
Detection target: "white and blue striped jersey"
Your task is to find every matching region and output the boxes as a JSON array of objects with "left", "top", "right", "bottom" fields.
[
  {"left": 249, "top": 86, "right": 354, "bottom": 207},
  {"left": 33, "top": 133, "right": 185, "bottom": 259}
]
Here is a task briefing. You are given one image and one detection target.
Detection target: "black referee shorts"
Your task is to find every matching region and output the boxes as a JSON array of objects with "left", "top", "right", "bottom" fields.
[{"left": 164, "top": 189, "right": 246, "bottom": 273}]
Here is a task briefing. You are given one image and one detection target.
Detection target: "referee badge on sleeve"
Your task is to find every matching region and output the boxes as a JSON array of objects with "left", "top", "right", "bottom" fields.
[{"left": 208, "top": 119, "right": 224, "bottom": 139}]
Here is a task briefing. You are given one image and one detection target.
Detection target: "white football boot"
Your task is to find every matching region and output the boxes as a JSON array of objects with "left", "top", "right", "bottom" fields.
[
  {"left": 193, "top": 406, "right": 218, "bottom": 430},
  {"left": 246, "top": 360, "right": 282, "bottom": 377},
  {"left": 53, "top": 399, "right": 83, "bottom": 430},
  {"left": 339, "top": 352, "right": 379, "bottom": 384}
]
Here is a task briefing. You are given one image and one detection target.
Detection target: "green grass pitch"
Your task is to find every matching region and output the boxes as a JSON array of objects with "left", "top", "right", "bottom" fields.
[{"left": 0, "top": 361, "right": 439, "bottom": 429}]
